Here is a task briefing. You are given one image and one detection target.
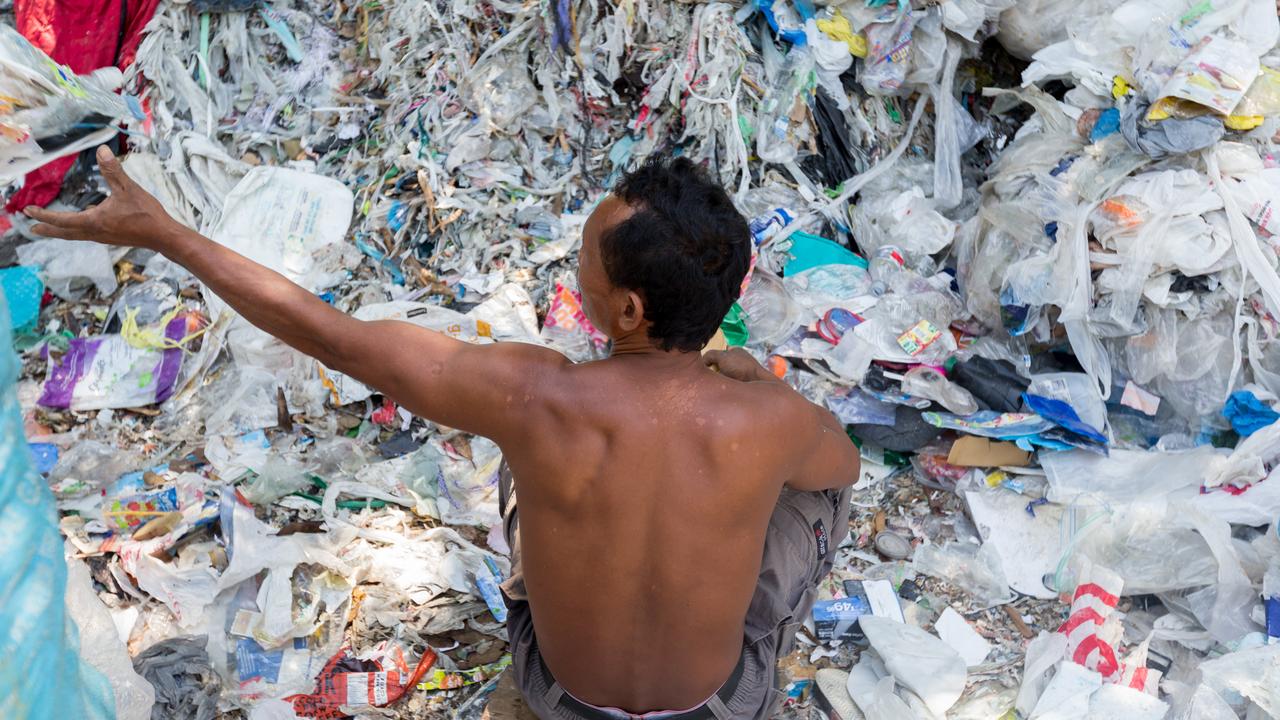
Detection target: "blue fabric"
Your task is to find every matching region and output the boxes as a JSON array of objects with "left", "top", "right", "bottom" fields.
[
  {"left": 1223, "top": 390, "right": 1280, "bottom": 437},
  {"left": 0, "top": 287, "right": 115, "bottom": 719}
]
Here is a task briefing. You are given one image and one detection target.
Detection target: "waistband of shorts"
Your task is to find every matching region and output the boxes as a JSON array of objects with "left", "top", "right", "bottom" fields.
[{"left": 537, "top": 650, "right": 747, "bottom": 720}]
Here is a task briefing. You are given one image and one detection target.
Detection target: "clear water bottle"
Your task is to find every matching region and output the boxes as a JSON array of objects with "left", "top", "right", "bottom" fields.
[
  {"left": 868, "top": 245, "right": 906, "bottom": 297},
  {"left": 756, "top": 47, "right": 814, "bottom": 165}
]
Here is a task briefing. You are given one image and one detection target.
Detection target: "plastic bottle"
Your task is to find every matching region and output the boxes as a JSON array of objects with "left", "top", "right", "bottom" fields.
[
  {"left": 756, "top": 47, "right": 814, "bottom": 166},
  {"left": 868, "top": 246, "right": 907, "bottom": 296},
  {"left": 748, "top": 207, "right": 795, "bottom": 245}
]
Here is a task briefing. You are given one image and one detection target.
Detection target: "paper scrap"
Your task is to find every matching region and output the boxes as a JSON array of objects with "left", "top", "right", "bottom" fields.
[
  {"left": 935, "top": 607, "right": 992, "bottom": 667},
  {"left": 1120, "top": 382, "right": 1160, "bottom": 416},
  {"left": 896, "top": 319, "right": 942, "bottom": 356},
  {"left": 863, "top": 578, "right": 905, "bottom": 623}
]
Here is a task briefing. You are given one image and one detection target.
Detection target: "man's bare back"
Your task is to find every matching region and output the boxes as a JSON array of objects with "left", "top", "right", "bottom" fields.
[
  {"left": 505, "top": 356, "right": 825, "bottom": 709},
  {"left": 27, "top": 152, "right": 859, "bottom": 717}
]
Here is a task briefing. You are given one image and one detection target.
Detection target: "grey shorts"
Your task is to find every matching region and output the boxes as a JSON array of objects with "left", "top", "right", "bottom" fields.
[{"left": 498, "top": 465, "right": 853, "bottom": 719}]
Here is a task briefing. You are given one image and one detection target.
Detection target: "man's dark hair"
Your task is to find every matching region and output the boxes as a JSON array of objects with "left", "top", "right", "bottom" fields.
[{"left": 600, "top": 156, "right": 751, "bottom": 352}]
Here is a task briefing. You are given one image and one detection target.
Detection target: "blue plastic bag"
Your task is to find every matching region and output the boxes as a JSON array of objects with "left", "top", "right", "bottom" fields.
[
  {"left": 0, "top": 266, "right": 43, "bottom": 333},
  {"left": 1222, "top": 390, "right": 1280, "bottom": 437},
  {"left": 0, "top": 287, "right": 115, "bottom": 719}
]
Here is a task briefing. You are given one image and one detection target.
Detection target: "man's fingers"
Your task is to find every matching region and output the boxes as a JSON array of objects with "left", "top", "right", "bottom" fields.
[
  {"left": 31, "top": 223, "right": 90, "bottom": 241},
  {"left": 96, "top": 145, "right": 132, "bottom": 192},
  {"left": 702, "top": 350, "right": 723, "bottom": 367},
  {"left": 23, "top": 205, "right": 92, "bottom": 230}
]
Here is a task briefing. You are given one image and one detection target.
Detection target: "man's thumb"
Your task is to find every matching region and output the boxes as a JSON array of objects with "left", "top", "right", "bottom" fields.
[{"left": 96, "top": 146, "right": 127, "bottom": 188}]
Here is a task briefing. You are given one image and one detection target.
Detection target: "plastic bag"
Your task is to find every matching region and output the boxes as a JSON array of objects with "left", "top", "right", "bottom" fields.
[
  {"left": 1196, "top": 643, "right": 1280, "bottom": 717},
  {"left": 202, "top": 366, "right": 281, "bottom": 439},
  {"left": 39, "top": 329, "right": 188, "bottom": 411},
  {"left": 47, "top": 440, "right": 136, "bottom": 499},
  {"left": 240, "top": 457, "right": 311, "bottom": 506},
  {"left": 65, "top": 558, "right": 155, "bottom": 720},
  {"left": 782, "top": 264, "right": 873, "bottom": 314},
  {"left": 1182, "top": 507, "right": 1263, "bottom": 645},
  {"left": 106, "top": 280, "right": 180, "bottom": 331},
  {"left": 994, "top": 0, "right": 1120, "bottom": 60},
  {"left": 16, "top": 239, "right": 119, "bottom": 301},
  {"left": 912, "top": 540, "right": 1013, "bottom": 608},
  {"left": 856, "top": 676, "right": 915, "bottom": 720},
  {"left": 205, "top": 166, "right": 355, "bottom": 373},
  {"left": 1027, "top": 373, "right": 1106, "bottom": 436},
  {"left": 132, "top": 636, "right": 220, "bottom": 720},
  {"left": 1170, "top": 684, "right": 1240, "bottom": 720},
  {"left": 425, "top": 436, "right": 503, "bottom": 527},
  {"left": 853, "top": 186, "right": 957, "bottom": 261},
  {"left": 739, "top": 270, "right": 804, "bottom": 347},
  {"left": 1015, "top": 632, "right": 1070, "bottom": 716},
  {"left": 931, "top": 38, "right": 966, "bottom": 210},
  {"left": 1041, "top": 447, "right": 1216, "bottom": 505},
  {"left": 0, "top": 23, "right": 133, "bottom": 183},
  {"left": 860, "top": 2, "right": 914, "bottom": 96},
  {"left": 859, "top": 616, "right": 967, "bottom": 716},
  {"left": 901, "top": 366, "right": 978, "bottom": 415},
  {"left": 0, "top": 288, "right": 117, "bottom": 720}
]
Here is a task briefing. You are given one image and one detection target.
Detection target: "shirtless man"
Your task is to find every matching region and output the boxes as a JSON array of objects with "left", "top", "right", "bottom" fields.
[{"left": 27, "top": 149, "right": 859, "bottom": 719}]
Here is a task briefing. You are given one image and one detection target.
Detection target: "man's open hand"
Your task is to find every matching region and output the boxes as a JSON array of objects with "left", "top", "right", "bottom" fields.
[{"left": 24, "top": 146, "right": 177, "bottom": 250}]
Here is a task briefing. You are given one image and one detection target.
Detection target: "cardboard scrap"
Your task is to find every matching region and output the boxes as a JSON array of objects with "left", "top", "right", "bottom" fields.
[{"left": 947, "top": 436, "right": 1031, "bottom": 467}]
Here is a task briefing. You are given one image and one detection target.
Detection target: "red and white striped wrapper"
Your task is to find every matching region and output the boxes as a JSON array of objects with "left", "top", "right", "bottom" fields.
[{"left": 1057, "top": 563, "right": 1159, "bottom": 694}]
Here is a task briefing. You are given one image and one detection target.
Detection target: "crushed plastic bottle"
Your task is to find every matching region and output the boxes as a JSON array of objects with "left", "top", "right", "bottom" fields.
[
  {"left": 868, "top": 246, "right": 907, "bottom": 297},
  {"left": 901, "top": 366, "right": 979, "bottom": 416}
]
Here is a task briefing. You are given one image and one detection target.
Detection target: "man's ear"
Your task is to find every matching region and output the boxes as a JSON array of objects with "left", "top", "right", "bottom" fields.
[{"left": 618, "top": 290, "right": 646, "bottom": 333}]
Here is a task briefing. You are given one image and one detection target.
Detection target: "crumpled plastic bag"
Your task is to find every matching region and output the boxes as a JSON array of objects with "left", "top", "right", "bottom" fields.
[
  {"left": 912, "top": 540, "right": 1013, "bottom": 608},
  {"left": 1196, "top": 643, "right": 1280, "bottom": 717},
  {"left": 132, "top": 636, "right": 221, "bottom": 720},
  {"left": 204, "top": 166, "right": 354, "bottom": 375},
  {"left": 995, "top": 0, "right": 1122, "bottom": 60},
  {"left": 0, "top": 23, "right": 134, "bottom": 183},
  {"left": 859, "top": 616, "right": 967, "bottom": 716},
  {"left": 1120, "top": 100, "right": 1224, "bottom": 160},
  {"left": 39, "top": 330, "right": 187, "bottom": 412},
  {"left": 16, "top": 238, "right": 119, "bottom": 300},
  {"left": 65, "top": 557, "right": 155, "bottom": 720}
]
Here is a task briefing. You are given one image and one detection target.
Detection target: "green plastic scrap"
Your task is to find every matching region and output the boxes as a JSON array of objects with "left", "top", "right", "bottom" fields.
[
  {"left": 720, "top": 303, "right": 749, "bottom": 347},
  {"left": 287, "top": 475, "right": 391, "bottom": 510},
  {"left": 260, "top": 5, "right": 305, "bottom": 63},
  {"left": 884, "top": 98, "right": 901, "bottom": 124}
]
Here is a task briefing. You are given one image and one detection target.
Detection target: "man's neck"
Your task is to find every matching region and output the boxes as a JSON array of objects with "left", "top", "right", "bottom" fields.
[{"left": 606, "top": 334, "right": 705, "bottom": 372}]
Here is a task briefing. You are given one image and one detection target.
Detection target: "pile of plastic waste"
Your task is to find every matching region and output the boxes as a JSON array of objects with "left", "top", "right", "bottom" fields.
[{"left": 4, "top": 0, "right": 1280, "bottom": 717}]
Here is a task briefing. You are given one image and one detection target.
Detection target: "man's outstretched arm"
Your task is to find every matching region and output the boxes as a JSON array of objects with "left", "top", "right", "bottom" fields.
[{"left": 26, "top": 146, "right": 568, "bottom": 442}]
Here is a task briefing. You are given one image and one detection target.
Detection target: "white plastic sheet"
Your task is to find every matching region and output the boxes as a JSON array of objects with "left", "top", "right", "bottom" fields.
[{"left": 860, "top": 615, "right": 967, "bottom": 716}]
